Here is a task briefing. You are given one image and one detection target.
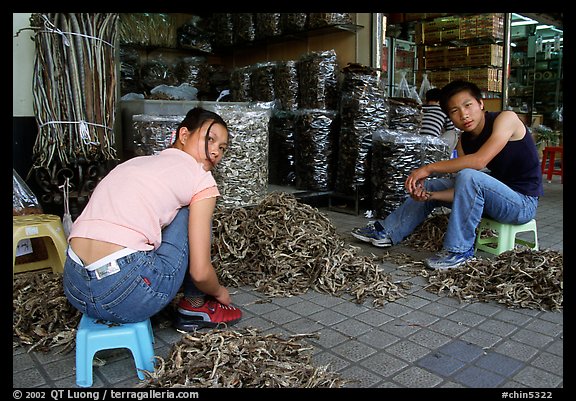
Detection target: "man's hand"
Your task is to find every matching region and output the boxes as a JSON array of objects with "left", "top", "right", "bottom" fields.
[
  {"left": 405, "top": 166, "right": 431, "bottom": 197},
  {"left": 409, "top": 182, "right": 431, "bottom": 201}
]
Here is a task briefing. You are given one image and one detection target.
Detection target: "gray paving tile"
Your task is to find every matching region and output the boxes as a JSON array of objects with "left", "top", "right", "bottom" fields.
[
  {"left": 357, "top": 328, "right": 399, "bottom": 349},
  {"left": 360, "top": 352, "right": 409, "bottom": 377},
  {"left": 493, "top": 309, "right": 536, "bottom": 326},
  {"left": 476, "top": 318, "right": 518, "bottom": 337},
  {"left": 284, "top": 299, "right": 325, "bottom": 316},
  {"left": 544, "top": 338, "right": 563, "bottom": 357},
  {"left": 512, "top": 366, "right": 563, "bottom": 388},
  {"left": 408, "top": 328, "right": 452, "bottom": 349},
  {"left": 474, "top": 352, "right": 525, "bottom": 377},
  {"left": 386, "top": 339, "right": 432, "bottom": 362},
  {"left": 511, "top": 328, "right": 555, "bottom": 348},
  {"left": 392, "top": 366, "right": 444, "bottom": 387},
  {"left": 419, "top": 300, "right": 458, "bottom": 317},
  {"left": 330, "top": 318, "right": 373, "bottom": 338},
  {"left": 261, "top": 307, "right": 301, "bottom": 325},
  {"left": 427, "top": 318, "right": 470, "bottom": 338},
  {"left": 340, "top": 365, "right": 384, "bottom": 388},
  {"left": 459, "top": 327, "right": 504, "bottom": 349},
  {"left": 13, "top": 368, "right": 48, "bottom": 388},
  {"left": 311, "top": 350, "right": 351, "bottom": 372},
  {"left": 529, "top": 352, "right": 563, "bottom": 376},
  {"left": 447, "top": 309, "right": 487, "bottom": 327},
  {"left": 354, "top": 308, "right": 394, "bottom": 327},
  {"left": 453, "top": 365, "right": 507, "bottom": 387},
  {"left": 495, "top": 340, "right": 540, "bottom": 362},
  {"left": 308, "top": 308, "right": 347, "bottom": 326},
  {"left": 332, "top": 339, "right": 377, "bottom": 362},
  {"left": 524, "top": 317, "right": 564, "bottom": 337},
  {"left": 437, "top": 339, "right": 485, "bottom": 363},
  {"left": 305, "top": 326, "right": 349, "bottom": 349},
  {"left": 417, "top": 352, "right": 467, "bottom": 376}
]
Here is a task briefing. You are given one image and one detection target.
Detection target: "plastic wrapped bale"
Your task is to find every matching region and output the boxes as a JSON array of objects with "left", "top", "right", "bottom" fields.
[
  {"left": 208, "top": 13, "right": 233, "bottom": 48},
  {"left": 207, "top": 64, "right": 231, "bottom": 101},
  {"left": 255, "top": 13, "right": 282, "bottom": 40},
  {"left": 335, "top": 64, "right": 389, "bottom": 195},
  {"left": 274, "top": 60, "right": 299, "bottom": 111},
  {"left": 371, "top": 128, "right": 450, "bottom": 218},
  {"left": 230, "top": 65, "right": 254, "bottom": 102},
  {"left": 131, "top": 114, "right": 181, "bottom": 156},
  {"left": 174, "top": 56, "right": 211, "bottom": 95},
  {"left": 280, "top": 13, "right": 308, "bottom": 33},
  {"left": 307, "top": 13, "right": 353, "bottom": 28},
  {"left": 388, "top": 97, "right": 422, "bottom": 133},
  {"left": 119, "top": 45, "right": 142, "bottom": 96},
  {"left": 293, "top": 109, "right": 339, "bottom": 191},
  {"left": 176, "top": 15, "right": 213, "bottom": 53},
  {"left": 297, "top": 49, "right": 340, "bottom": 110},
  {"left": 140, "top": 58, "right": 177, "bottom": 93},
  {"left": 268, "top": 110, "right": 297, "bottom": 186},
  {"left": 211, "top": 102, "right": 273, "bottom": 209},
  {"left": 233, "top": 13, "right": 256, "bottom": 44},
  {"left": 250, "top": 62, "right": 277, "bottom": 102}
]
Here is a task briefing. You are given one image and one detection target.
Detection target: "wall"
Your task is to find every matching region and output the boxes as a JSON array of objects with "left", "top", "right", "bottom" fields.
[{"left": 13, "top": 13, "right": 35, "bottom": 117}]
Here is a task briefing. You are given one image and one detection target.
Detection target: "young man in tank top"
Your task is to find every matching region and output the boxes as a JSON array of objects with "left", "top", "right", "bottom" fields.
[{"left": 352, "top": 80, "right": 543, "bottom": 269}]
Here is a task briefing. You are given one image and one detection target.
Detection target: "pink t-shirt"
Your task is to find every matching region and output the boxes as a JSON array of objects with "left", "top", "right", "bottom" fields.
[{"left": 70, "top": 148, "right": 219, "bottom": 250}]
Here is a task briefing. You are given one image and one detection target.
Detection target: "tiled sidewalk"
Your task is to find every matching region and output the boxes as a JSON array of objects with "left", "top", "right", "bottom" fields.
[{"left": 13, "top": 179, "right": 563, "bottom": 389}]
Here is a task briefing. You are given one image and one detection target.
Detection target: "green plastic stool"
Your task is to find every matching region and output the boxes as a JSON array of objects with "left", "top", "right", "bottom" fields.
[{"left": 475, "top": 217, "right": 538, "bottom": 255}]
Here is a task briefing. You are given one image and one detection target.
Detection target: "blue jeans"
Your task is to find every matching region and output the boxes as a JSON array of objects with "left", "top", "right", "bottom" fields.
[
  {"left": 63, "top": 207, "right": 203, "bottom": 323},
  {"left": 378, "top": 169, "right": 539, "bottom": 253}
]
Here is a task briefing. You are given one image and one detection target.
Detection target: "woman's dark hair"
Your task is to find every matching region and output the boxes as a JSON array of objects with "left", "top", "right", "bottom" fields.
[
  {"left": 425, "top": 87, "right": 442, "bottom": 102},
  {"left": 439, "top": 80, "right": 483, "bottom": 114},
  {"left": 173, "top": 107, "right": 229, "bottom": 144}
]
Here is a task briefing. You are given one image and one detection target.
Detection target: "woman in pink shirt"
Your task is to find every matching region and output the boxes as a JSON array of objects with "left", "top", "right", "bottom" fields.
[{"left": 63, "top": 107, "right": 242, "bottom": 331}]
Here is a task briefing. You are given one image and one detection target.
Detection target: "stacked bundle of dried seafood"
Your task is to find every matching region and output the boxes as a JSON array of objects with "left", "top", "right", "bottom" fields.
[
  {"left": 140, "top": 328, "right": 348, "bottom": 388},
  {"left": 212, "top": 192, "right": 406, "bottom": 306},
  {"left": 274, "top": 60, "right": 299, "bottom": 111},
  {"left": 371, "top": 129, "right": 449, "bottom": 218},
  {"left": 250, "top": 62, "right": 277, "bottom": 102},
  {"left": 268, "top": 110, "right": 297, "bottom": 186},
  {"left": 211, "top": 102, "right": 273, "bottom": 209},
  {"left": 297, "top": 49, "right": 340, "bottom": 110},
  {"left": 13, "top": 271, "right": 81, "bottom": 353},
  {"left": 293, "top": 109, "right": 339, "bottom": 191},
  {"left": 335, "top": 63, "right": 389, "bottom": 195},
  {"left": 423, "top": 248, "right": 563, "bottom": 311},
  {"left": 229, "top": 65, "right": 254, "bottom": 102}
]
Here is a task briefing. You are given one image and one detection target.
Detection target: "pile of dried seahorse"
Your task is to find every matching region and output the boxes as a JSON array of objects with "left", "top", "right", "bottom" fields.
[
  {"left": 383, "top": 212, "right": 563, "bottom": 311},
  {"left": 13, "top": 270, "right": 81, "bottom": 353},
  {"left": 140, "top": 328, "right": 349, "bottom": 388},
  {"left": 211, "top": 191, "right": 407, "bottom": 306},
  {"left": 423, "top": 248, "right": 563, "bottom": 311}
]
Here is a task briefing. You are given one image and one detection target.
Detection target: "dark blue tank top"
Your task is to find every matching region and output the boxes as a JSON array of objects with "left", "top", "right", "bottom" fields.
[{"left": 461, "top": 111, "right": 544, "bottom": 197}]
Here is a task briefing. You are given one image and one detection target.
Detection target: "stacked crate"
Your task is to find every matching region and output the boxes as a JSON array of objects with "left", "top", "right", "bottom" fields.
[{"left": 415, "top": 13, "right": 504, "bottom": 93}]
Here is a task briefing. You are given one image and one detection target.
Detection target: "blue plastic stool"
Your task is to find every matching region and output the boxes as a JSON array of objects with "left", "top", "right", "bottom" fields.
[{"left": 75, "top": 315, "right": 155, "bottom": 387}]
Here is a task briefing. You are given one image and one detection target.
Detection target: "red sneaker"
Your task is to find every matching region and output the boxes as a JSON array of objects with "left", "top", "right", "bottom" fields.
[{"left": 174, "top": 297, "right": 242, "bottom": 332}]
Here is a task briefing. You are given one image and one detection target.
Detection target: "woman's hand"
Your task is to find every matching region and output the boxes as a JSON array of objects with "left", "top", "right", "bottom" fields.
[{"left": 214, "top": 285, "right": 232, "bottom": 306}]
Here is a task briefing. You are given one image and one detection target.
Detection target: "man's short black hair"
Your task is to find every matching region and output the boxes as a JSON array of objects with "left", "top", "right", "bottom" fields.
[{"left": 439, "top": 80, "right": 483, "bottom": 114}]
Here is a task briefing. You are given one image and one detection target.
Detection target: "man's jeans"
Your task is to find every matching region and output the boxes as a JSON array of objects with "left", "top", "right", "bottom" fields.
[
  {"left": 378, "top": 169, "right": 539, "bottom": 253},
  {"left": 63, "top": 207, "right": 203, "bottom": 323}
]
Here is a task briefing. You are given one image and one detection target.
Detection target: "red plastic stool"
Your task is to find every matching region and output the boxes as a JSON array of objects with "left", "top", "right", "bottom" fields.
[{"left": 541, "top": 146, "right": 563, "bottom": 183}]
